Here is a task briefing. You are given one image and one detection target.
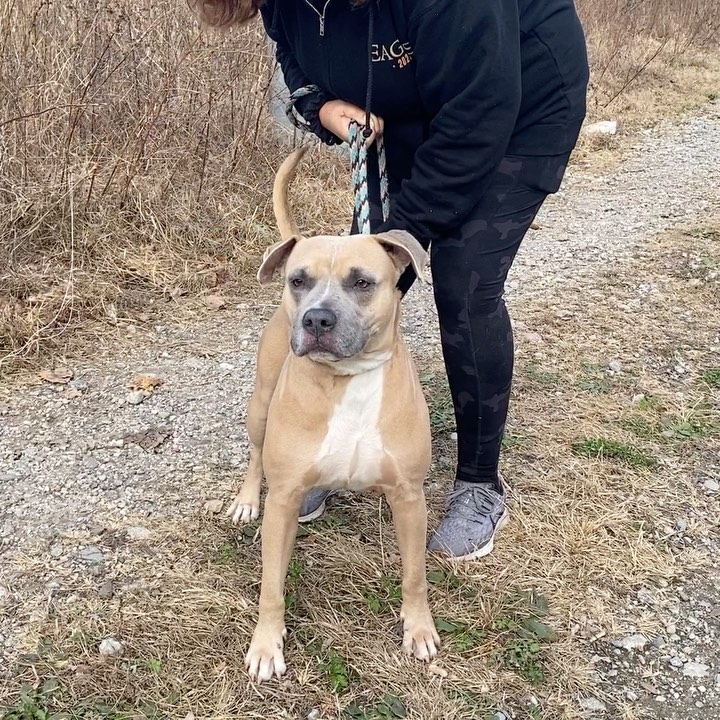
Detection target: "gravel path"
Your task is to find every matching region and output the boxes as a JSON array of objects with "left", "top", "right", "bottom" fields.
[{"left": 1, "top": 104, "right": 719, "bottom": 717}]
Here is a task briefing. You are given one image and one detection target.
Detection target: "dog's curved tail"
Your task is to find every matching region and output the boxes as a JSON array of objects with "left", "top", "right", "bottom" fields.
[{"left": 273, "top": 145, "right": 309, "bottom": 240}]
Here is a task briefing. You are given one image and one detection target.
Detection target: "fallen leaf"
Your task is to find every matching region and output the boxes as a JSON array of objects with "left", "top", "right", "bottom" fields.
[
  {"left": 204, "top": 294, "right": 226, "bottom": 311},
  {"left": 39, "top": 367, "right": 73, "bottom": 384},
  {"left": 204, "top": 499, "right": 224, "bottom": 515},
  {"left": 123, "top": 426, "right": 172, "bottom": 452},
  {"left": 129, "top": 373, "right": 164, "bottom": 394},
  {"left": 61, "top": 388, "right": 83, "bottom": 400}
]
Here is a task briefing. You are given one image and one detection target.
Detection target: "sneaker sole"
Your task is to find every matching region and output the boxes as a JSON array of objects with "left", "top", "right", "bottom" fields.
[
  {"left": 448, "top": 510, "right": 510, "bottom": 562},
  {"left": 298, "top": 490, "right": 339, "bottom": 524}
]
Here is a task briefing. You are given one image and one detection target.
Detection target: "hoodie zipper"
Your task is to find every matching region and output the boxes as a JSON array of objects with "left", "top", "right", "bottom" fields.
[{"left": 303, "top": 0, "right": 332, "bottom": 36}]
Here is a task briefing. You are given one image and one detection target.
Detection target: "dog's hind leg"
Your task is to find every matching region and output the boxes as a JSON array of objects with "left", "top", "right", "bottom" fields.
[{"left": 228, "top": 308, "right": 290, "bottom": 524}]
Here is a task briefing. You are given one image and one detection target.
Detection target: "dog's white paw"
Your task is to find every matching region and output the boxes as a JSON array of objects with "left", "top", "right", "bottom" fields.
[
  {"left": 401, "top": 607, "right": 440, "bottom": 662},
  {"left": 226, "top": 494, "right": 260, "bottom": 525},
  {"left": 245, "top": 625, "right": 287, "bottom": 683}
]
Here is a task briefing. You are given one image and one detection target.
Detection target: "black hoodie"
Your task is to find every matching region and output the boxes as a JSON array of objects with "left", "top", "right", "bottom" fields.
[{"left": 261, "top": 0, "right": 589, "bottom": 244}]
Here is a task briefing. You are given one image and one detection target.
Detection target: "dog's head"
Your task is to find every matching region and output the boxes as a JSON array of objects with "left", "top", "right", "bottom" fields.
[{"left": 257, "top": 230, "right": 428, "bottom": 368}]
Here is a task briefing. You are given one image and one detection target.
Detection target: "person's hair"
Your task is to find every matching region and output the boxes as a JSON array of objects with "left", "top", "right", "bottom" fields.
[
  {"left": 191, "top": 0, "right": 369, "bottom": 27},
  {"left": 189, "top": 0, "right": 264, "bottom": 27}
]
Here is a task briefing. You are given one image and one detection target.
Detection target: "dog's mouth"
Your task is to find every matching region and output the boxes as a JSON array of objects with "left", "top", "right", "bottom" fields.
[{"left": 291, "top": 326, "right": 369, "bottom": 361}]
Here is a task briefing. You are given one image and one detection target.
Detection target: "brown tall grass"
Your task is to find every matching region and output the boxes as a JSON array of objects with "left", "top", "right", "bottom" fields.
[{"left": 1, "top": 0, "right": 718, "bottom": 369}]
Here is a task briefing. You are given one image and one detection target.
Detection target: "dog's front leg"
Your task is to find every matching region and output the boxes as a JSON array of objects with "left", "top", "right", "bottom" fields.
[
  {"left": 385, "top": 484, "right": 440, "bottom": 661},
  {"left": 245, "top": 486, "right": 302, "bottom": 682}
]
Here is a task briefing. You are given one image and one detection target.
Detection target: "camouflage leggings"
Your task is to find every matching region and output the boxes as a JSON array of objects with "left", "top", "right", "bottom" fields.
[{"left": 358, "top": 153, "right": 572, "bottom": 492}]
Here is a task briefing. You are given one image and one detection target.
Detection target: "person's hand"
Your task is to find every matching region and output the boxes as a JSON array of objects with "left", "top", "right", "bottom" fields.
[{"left": 319, "top": 100, "right": 384, "bottom": 145}]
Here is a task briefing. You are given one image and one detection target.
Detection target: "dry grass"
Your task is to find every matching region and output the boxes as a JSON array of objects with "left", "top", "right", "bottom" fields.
[
  {"left": 1, "top": 0, "right": 720, "bottom": 371},
  {"left": 1, "top": 225, "right": 717, "bottom": 719}
]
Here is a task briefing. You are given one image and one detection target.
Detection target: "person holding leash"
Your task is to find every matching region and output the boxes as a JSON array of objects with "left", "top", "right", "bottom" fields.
[{"left": 194, "top": 0, "right": 589, "bottom": 560}]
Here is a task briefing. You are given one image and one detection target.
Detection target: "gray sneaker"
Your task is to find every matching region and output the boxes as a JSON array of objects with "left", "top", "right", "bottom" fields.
[
  {"left": 298, "top": 488, "right": 339, "bottom": 523},
  {"left": 427, "top": 480, "right": 509, "bottom": 560}
]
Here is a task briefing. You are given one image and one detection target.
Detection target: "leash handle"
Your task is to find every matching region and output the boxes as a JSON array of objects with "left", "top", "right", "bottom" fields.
[{"left": 348, "top": 121, "right": 389, "bottom": 235}]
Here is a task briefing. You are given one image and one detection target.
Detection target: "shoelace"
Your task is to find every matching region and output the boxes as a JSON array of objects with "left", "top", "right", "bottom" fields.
[{"left": 445, "top": 484, "right": 500, "bottom": 522}]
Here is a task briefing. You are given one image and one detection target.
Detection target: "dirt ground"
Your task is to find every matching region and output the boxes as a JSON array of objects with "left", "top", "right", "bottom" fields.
[{"left": 1, "top": 106, "right": 719, "bottom": 719}]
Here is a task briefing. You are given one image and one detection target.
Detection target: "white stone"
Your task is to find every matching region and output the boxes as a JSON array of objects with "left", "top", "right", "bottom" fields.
[
  {"left": 683, "top": 662, "right": 710, "bottom": 678},
  {"left": 585, "top": 120, "right": 618, "bottom": 135},
  {"left": 99, "top": 637, "right": 123, "bottom": 656}
]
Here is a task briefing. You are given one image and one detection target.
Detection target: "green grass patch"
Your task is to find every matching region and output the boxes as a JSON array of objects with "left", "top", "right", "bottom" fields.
[
  {"left": 702, "top": 368, "right": 720, "bottom": 388},
  {"left": 621, "top": 416, "right": 657, "bottom": 439},
  {"left": 572, "top": 438, "right": 656, "bottom": 467},
  {"left": 345, "top": 693, "right": 408, "bottom": 719}
]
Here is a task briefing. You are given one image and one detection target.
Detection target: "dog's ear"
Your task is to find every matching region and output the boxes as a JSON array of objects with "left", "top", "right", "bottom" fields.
[
  {"left": 257, "top": 235, "right": 301, "bottom": 285},
  {"left": 374, "top": 230, "right": 429, "bottom": 283}
]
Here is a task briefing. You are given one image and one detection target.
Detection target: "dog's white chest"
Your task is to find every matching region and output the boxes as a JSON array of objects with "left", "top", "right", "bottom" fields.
[{"left": 315, "top": 366, "right": 385, "bottom": 490}]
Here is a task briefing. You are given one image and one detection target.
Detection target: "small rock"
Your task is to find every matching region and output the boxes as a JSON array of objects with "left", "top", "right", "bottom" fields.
[
  {"left": 608, "top": 359, "right": 623, "bottom": 373},
  {"left": 585, "top": 120, "right": 618, "bottom": 135},
  {"left": 98, "top": 637, "right": 123, "bottom": 656},
  {"left": 579, "top": 697, "right": 606, "bottom": 712},
  {"left": 450, "top": 432, "right": 458, "bottom": 441},
  {"left": 98, "top": 580, "right": 114, "bottom": 599},
  {"left": 78, "top": 546, "right": 104, "bottom": 566},
  {"left": 626, "top": 690, "right": 639, "bottom": 702},
  {"left": 306, "top": 710, "right": 321, "bottom": 720},
  {"left": 204, "top": 499, "right": 224, "bottom": 515},
  {"left": 127, "top": 526, "right": 152, "bottom": 541},
  {"left": 219, "top": 362, "right": 235, "bottom": 371},
  {"left": 428, "top": 663, "right": 448, "bottom": 678},
  {"left": 49, "top": 545, "right": 63, "bottom": 558},
  {"left": 493, "top": 713, "right": 507, "bottom": 720},
  {"left": 652, "top": 635, "right": 666, "bottom": 649},
  {"left": 683, "top": 662, "right": 710, "bottom": 678},
  {"left": 68, "top": 378, "right": 89, "bottom": 392},
  {"left": 631, "top": 393, "right": 645, "bottom": 405},
  {"left": 126, "top": 390, "right": 146, "bottom": 406},
  {"left": 670, "top": 656, "right": 684, "bottom": 668},
  {"left": 703, "top": 479, "right": 719, "bottom": 492},
  {"left": 612, "top": 633, "right": 649, "bottom": 651},
  {"left": 675, "top": 519, "right": 688, "bottom": 532},
  {"left": 0, "top": 404, "right": 9, "bottom": 415}
]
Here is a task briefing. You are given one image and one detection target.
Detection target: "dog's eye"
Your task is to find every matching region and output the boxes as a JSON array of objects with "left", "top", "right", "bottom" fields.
[
  {"left": 354, "top": 278, "right": 370, "bottom": 289},
  {"left": 290, "top": 278, "right": 304, "bottom": 288}
]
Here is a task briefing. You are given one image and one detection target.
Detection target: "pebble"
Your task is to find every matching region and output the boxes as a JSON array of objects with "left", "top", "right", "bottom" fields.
[
  {"left": 493, "top": 713, "right": 507, "bottom": 720},
  {"left": 683, "top": 662, "right": 710, "bottom": 678},
  {"left": 126, "top": 390, "right": 146, "bottom": 406},
  {"left": 612, "top": 633, "right": 649, "bottom": 651},
  {"left": 68, "top": 378, "right": 89, "bottom": 392},
  {"left": 78, "top": 546, "right": 104, "bottom": 566},
  {"left": 675, "top": 519, "right": 688, "bottom": 532},
  {"left": 98, "top": 580, "right": 115, "bottom": 599},
  {"left": 98, "top": 637, "right": 123, "bottom": 656},
  {"left": 579, "top": 697, "right": 607, "bottom": 712},
  {"left": 703, "top": 479, "right": 719, "bottom": 492},
  {"left": 626, "top": 690, "right": 639, "bottom": 702},
  {"left": 306, "top": 711, "right": 321, "bottom": 720},
  {"left": 127, "top": 526, "right": 152, "bottom": 541},
  {"left": 608, "top": 359, "right": 623, "bottom": 372},
  {"left": 670, "top": 656, "right": 685, "bottom": 668}
]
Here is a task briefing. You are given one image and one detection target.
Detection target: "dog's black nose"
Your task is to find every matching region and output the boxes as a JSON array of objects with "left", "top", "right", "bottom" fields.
[{"left": 302, "top": 308, "right": 336, "bottom": 335}]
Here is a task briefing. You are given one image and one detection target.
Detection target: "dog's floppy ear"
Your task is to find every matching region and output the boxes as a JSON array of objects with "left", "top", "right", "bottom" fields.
[
  {"left": 257, "top": 235, "right": 301, "bottom": 285},
  {"left": 374, "top": 229, "right": 429, "bottom": 283}
]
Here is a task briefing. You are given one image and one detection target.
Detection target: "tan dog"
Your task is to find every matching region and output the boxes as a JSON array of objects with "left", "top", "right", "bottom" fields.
[{"left": 228, "top": 147, "right": 439, "bottom": 683}]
